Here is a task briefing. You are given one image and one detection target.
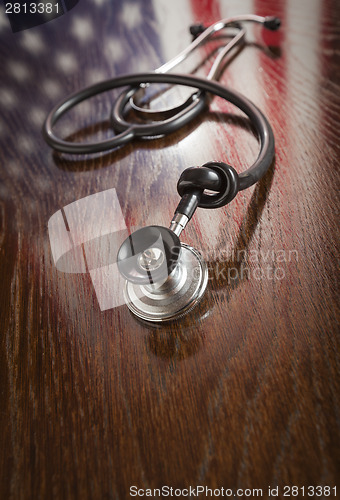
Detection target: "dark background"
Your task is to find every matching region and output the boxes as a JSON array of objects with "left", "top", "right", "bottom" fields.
[{"left": 5, "top": 0, "right": 80, "bottom": 32}]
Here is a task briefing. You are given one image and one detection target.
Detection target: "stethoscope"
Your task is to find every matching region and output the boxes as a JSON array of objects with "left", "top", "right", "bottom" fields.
[{"left": 43, "top": 14, "right": 280, "bottom": 322}]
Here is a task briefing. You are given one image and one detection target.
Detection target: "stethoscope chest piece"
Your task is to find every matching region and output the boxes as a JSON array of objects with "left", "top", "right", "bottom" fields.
[{"left": 117, "top": 226, "right": 208, "bottom": 322}]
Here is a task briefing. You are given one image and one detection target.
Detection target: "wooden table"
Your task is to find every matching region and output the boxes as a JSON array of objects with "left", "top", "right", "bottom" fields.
[{"left": 0, "top": 0, "right": 339, "bottom": 498}]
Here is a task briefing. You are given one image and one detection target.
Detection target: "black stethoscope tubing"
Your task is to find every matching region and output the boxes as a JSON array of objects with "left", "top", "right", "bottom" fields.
[{"left": 42, "top": 72, "right": 275, "bottom": 191}]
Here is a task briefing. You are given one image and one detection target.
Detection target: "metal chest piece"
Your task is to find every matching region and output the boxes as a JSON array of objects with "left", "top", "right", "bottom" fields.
[
  {"left": 117, "top": 225, "right": 208, "bottom": 322},
  {"left": 117, "top": 161, "right": 241, "bottom": 322}
]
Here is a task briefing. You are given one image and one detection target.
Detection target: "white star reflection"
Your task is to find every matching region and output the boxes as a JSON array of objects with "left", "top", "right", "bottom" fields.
[
  {"left": 71, "top": 17, "right": 94, "bottom": 43},
  {"left": 7, "top": 160, "right": 22, "bottom": 178},
  {"left": 104, "top": 36, "right": 125, "bottom": 62},
  {"left": 0, "top": 88, "right": 18, "bottom": 108},
  {"left": 43, "top": 79, "right": 62, "bottom": 99},
  {"left": 55, "top": 52, "right": 78, "bottom": 74},
  {"left": 29, "top": 106, "right": 46, "bottom": 127},
  {"left": 20, "top": 31, "right": 45, "bottom": 54},
  {"left": 35, "top": 176, "right": 52, "bottom": 192},
  {"left": 17, "top": 134, "right": 34, "bottom": 154},
  {"left": 85, "top": 68, "right": 107, "bottom": 85},
  {"left": 120, "top": 3, "right": 142, "bottom": 30},
  {"left": 7, "top": 61, "right": 30, "bottom": 81}
]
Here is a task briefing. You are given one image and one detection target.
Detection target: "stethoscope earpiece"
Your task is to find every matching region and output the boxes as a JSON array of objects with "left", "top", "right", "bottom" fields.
[{"left": 117, "top": 226, "right": 208, "bottom": 322}]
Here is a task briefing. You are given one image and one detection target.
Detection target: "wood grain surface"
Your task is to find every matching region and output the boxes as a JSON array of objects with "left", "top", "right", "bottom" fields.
[{"left": 0, "top": 0, "right": 339, "bottom": 499}]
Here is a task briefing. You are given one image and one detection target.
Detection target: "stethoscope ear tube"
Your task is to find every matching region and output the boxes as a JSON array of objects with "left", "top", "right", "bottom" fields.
[
  {"left": 110, "top": 86, "right": 207, "bottom": 136},
  {"left": 43, "top": 73, "right": 275, "bottom": 191},
  {"left": 177, "top": 162, "right": 240, "bottom": 209}
]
